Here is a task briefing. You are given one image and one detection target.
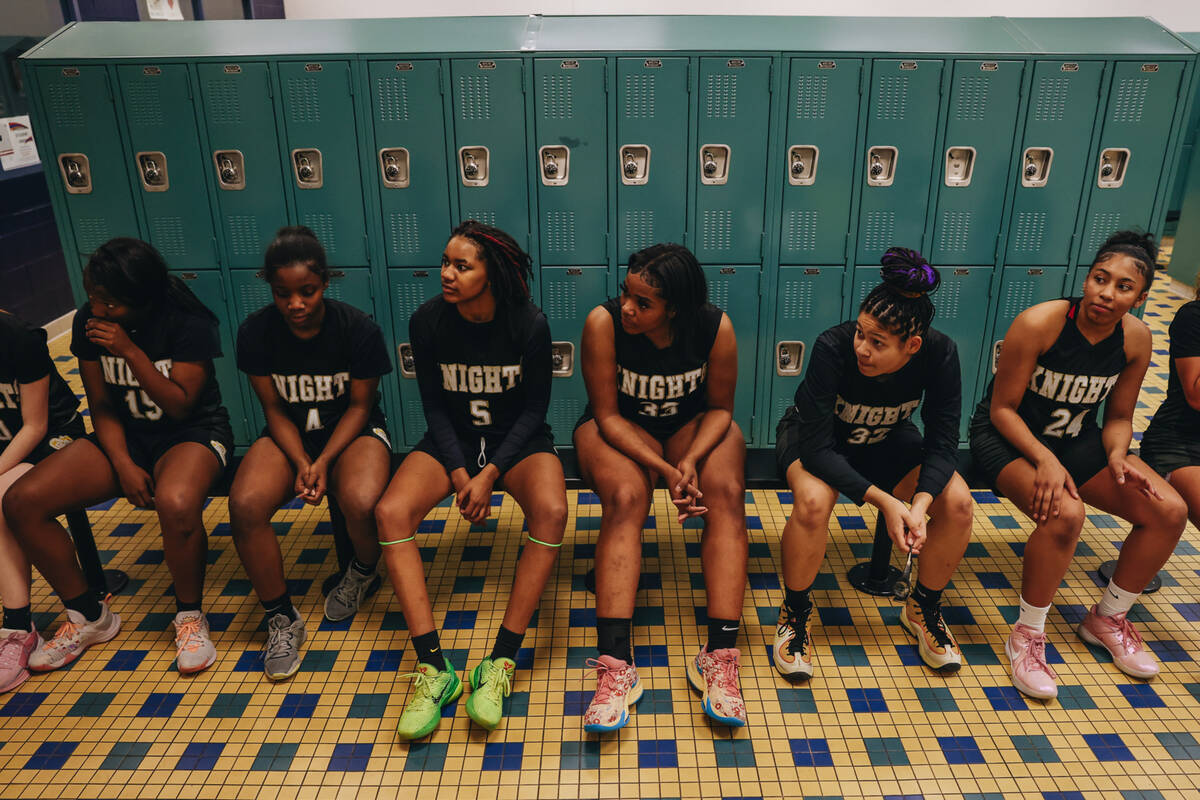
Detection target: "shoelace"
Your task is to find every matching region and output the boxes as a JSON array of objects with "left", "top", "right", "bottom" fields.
[
  {"left": 1111, "top": 614, "right": 1145, "bottom": 651},
  {"left": 175, "top": 618, "right": 207, "bottom": 653},
  {"left": 0, "top": 633, "right": 27, "bottom": 668},
  {"left": 784, "top": 606, "right": 812, "bottom": 656},
  {"left": 266, "top": 620, "right": 297, "bottom": 661},
  {"left": 709, "top": 651, "right": 741, "bottom": 693},
  {"left": 47, "top": 620, "right": 80, "bottom": 651},
  {"left": 332, "top": 569, "right": 369, "bottom": 607},
  {"left": 479, "top": 661, "right": 513, "bottom": 700},
  {"left": 1018, "top": 630, "right": 1057, "bottom": 678},
  {"left": 920, "top": 604, "right": 954, "bottom": 648},
  {"left": 399, "top": 669, "right": 445, "bottom": 709},
  {"left": 585, "top": 658, "right": 622, "bottom": 704}
]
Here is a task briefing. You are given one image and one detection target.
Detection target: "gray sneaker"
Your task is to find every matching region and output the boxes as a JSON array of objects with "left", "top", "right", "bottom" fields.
[
  {"left": 263, "top": 613, "right": 306, "bottom": 681},
  {"left": 323, "top": 564, "right": 377, "bottom": 621}
]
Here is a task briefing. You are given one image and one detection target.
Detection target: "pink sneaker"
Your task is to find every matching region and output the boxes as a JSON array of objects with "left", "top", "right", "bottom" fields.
[
  {"left": 1077, "top": 606, "right": 1159, "bottom": 679},
  {"left": 0, "top": 629, "right": 43, "bottom": 693},
  {"left": 686, "top": 647, "right": 747, "bottom": 727},
  {"left": 1005, "top": 623, "right": 1058, "bottom": 700},
  {"left": 582, "top": 655, "right": 642, "bottom": 732}
]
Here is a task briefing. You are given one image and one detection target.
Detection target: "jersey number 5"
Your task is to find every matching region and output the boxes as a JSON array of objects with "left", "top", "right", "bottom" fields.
[
  {"left": 1042, "top": 408, "right": 1086, "bottom": 439},
  {"left": 123, "top": 389, "right": 163, "bottom": 421},
  {"left": 470, "top": 399, "right": 492, "bottom": 427}
]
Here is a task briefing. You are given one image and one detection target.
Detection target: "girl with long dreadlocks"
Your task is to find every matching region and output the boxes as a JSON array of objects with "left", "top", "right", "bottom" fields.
[
  {"left": 774, "top": 248, "right": 973, "bottom": 679},
  {"left": 375, "top": 221, "right": 566, "bottom": 739}
]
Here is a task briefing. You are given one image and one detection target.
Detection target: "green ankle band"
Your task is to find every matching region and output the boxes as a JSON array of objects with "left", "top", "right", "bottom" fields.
[
  {"left": 379, "top": 535, "right": 416, "bottom": 546},
  {"left": 526, "top": 534, "right": 563, "bottom": 548}
]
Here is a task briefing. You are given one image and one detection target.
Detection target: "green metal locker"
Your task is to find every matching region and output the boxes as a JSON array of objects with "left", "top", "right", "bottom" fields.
[
  {"left": 450, "top": 58, "right": 529, "bottom": 245},
  {"left": 855, "top": 59, "right": 944, "bottom": 265},
  {"left": 930, "top": 60, "right": 1024, "bottom": 266},
  {"left": 1004, "top": 61, "right": 1105, "bottom": 266},
  {"left": 779, "top": 58, "right": 862, "bottom": 266},
  {"left": 987, "top": 266, "right": 1069, "bottom": 378},
  {"left": 387, "top": 269, "right": 443, "bottom": 447},
  {"left": 703, "top": 265, "right": 759, "bottom": 437},
  {"left": 197, "top": 62, "right": 289, "bottom": 269},
  {"left": 276, "top": 61, "right": 368, "bottom": 266},
  {"left": 615, "top": 57, "right": 688, "bottom": 264},
  {"left": 367, "top": 59, "right": 453, "bottom": 268},
  {"left": 116, "top": 64, "right": 219, "bottom": 269},
  {"left": 693, "top": 57, "right": 772, "bottom": 265},
  {"left": 540, "top": 266, "right": 608, "bottom": 444},
  {"left": 1166, "top": 35, "right": 1200, "bottom": 223},
  {"left": 533, "top": 57, "right": 608, "bottom": 266}
]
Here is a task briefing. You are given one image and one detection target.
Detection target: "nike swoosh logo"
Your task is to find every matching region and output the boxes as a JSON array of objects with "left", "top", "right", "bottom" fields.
[{"left": 721, "top": 625, "right": 738, "bottom": 632}]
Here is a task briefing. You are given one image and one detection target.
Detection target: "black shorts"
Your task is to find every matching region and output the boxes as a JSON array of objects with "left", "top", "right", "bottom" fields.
[
  {"left": 968, "top": 419, "right": 1109, "bottom": 489},
  {"left": 23, "top": 414, "right": 87, "bottom": 465},
  {"left": 90, "top": 417, "right": 234, "bottom": 474},
  {"left": 573, "top": 409, "right": 700, "bottom": 445},
  {"left": 1138, "top": 426, "right": 1200, "bottom": 478},
  {"left": 262, "top": 411, "right": 393, "bottom": 461},
  {"left": 413, "top": 427, "right": 557, "bottom": 479},
  {"left": 776, "top": 415, "right": 924, "bottom": 495}
]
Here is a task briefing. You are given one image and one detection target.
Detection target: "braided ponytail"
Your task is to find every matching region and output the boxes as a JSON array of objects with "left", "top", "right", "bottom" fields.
[{"left": 859, "top": 247, "right": 940, "bottom": 340}]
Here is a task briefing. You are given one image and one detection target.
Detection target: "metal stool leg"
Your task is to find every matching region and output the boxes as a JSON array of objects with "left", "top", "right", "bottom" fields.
[
  {"left": 847, "top": 513, "right": 901, "bottom": 596},
  {"left": 65, "top": 509, "right": 129, "bottom": 597},
  {"left": 1096, "top": 559, "right": 1162, "bottom": 594}
]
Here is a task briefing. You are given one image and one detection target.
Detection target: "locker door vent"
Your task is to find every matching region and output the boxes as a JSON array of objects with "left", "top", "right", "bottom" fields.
[
  {"left": 784, "top": 210, "right": 819, "bottom": 253},
  {"left": 793, "top": 75, "right": 829, "bottom": 120},
  {"left": 75, "top": 217, "right": 111, "bottom": 253},
  {"left": 375, "top": 77, "right": 411, "bottom": 122},
  {"left": 541, "top": 74, "right": 574, "bottom": 120},
  {"left": 124, "top": 80, "right": 165, "bottom": 127},
  {"left": 458, "top": 75, "right": 492, "bottom": 121},
  {"left": 704, "top": 74, "right": 738, "bottom": 119},
  {"left": 393, "top": 282, "right": 428, "bottom": 317},
  {"left": 774, "top": 395, "right": 793, "bottom": 426},
  {"left": 781, "top": 279, "right": 815, "bottom": 317},
  {"left": 1011, "top": 211, "right": 1048, "bottom": 253},
  {"left": 150, "top": 216, "right": 188, "bottom": 258},
  {"left": 1085, "top": 212, "right": 1123, "bottom": 253},
  {"left": 387, "top": 212, "right": 422, "bottom": 255},
  {"left": 1032, "top": 77, "right": 1069, "bottom": 122},
  {"left": 549, "top": 403, "right": 581, "bottom": 441},
  {"left": 936, "top": 278, "right": 963, "bottom": 320},
  {"left": 1110, "top": 77, "right": 1149, "bottom": 123},
  {"left": 543, "top": 279, "right": 578, "bottom": 320},
  {"left": 300, "top": 213, "right": 337, "bottom": 252},
  {"left": 47, "top": 83, "right": 85, "bottom": 127},
  {"left": 707, "top": 276, "right": 730, "bottom": 310},
  {"left": 623, "top": 75, "right": 656, "bottom": 119},
  {"left": 1001, "top": 280, "right": 1036, "bottom": 317},
  {"left": 228, "top": 215, "right": 263, "bottom": 258},
  {"left": 700, "top": 210, "right": 734, "bottom": 252},
  {"left": 286, "top": 77, "right": 322, "bottom": 123},
  {"left": 238, "top": 281, "right": 271, "bottom": 312},
  {"left": 461, "top": 209, "right": 496, "bottom": 226},
  {"left": 861, "top": 210, "right": 896, "bottom": 254},
  {"left": 874, "top": 75, "right": 909, "bottom": 121},
  {"left": 543, "top": 210, "right": 577, "bottom": 254},
  {"left": 952, "top": 75, "right": 990, "bottom": 122},
  {"left": 205, "top": 80, "right": 243, "bottom": 125},
  {"left": 622, "top": 209, "right": 656, "bottom": 252},
  {"left": 936, "top": 210, "right": 973, "bottom": 254}
]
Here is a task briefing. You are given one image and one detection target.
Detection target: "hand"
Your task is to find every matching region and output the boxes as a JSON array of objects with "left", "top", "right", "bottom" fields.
[
  {"left": 1109, "top": 455, "right": 1163, "bottom": 501},
  {"left": 116, "top": 462, "right": 155, "bottom": 508},
  {"left": 878, "top": 495, "right": 925, "bottom": 555},
  {"left": 456, "top": 471, "right": 495, "bottom": 525},
  {"left": 85, "top": 319, "right": 136, "bottom": 359},
  {"left": 296, "top": 459, "right": 328, "bottom": 505},
  {"left": 666, "top": 463, "right": 706, "bottom": 523},
  {"left": 1031, "top": 456, "right": 1078, "bottom": 521}
]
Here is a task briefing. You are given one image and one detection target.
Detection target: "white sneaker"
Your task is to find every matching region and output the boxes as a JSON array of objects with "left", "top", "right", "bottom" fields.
[
  {"left": 29, "top": 602, "right": 120, "bottom": 672},
  {"left": 173, "top": 611, "right": 217, "bottom": 675}
]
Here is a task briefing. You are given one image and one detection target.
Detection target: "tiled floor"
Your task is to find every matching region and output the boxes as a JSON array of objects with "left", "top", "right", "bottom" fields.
[{"left": 1, "top": 276, "right": 1198, "bottom": 800}]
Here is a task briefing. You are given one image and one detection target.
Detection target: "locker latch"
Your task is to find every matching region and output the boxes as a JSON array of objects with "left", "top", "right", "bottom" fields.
[
  {"left": 866, "top": 146, "right": 897, "bottom": 187},
  {"left": 459, "top": 146, "right": 490, "bottom": 187},
  {"left": 1096, "top": 148, "right": 1130, "bottom": 189},
  {"left": 137, "top": 151, "right": 169, "bottom": 192},
  {"left": 539, "top": 145, "right": 569, "bottom": 186},
  {"left": 292, "top": 149, "right": 323, "bottom": 189},
  {"left": 620, "top": 144, "right": 650, "bottom": 185},
  {"left": 58, "top": 154, "right": 92, "bottom": 194},
  {"left": 943, "top": 146, "right": 976, "bottom": 187},
  {"left": 551, "top": 342, "right": 575, "bottom": 377},
  {"left": 699, "top": 144, "right": 730, "bottom": 185},
  {"left": 213, "top": 150, "right": 245, "bottom": 190},
  {"left": 787, "top": 145, "right": 818, "bottom": 186},
  {"left": 991, "top": 340, "right": 1003, "bottom": 374},
  {"left": 776, "top": 341, "right": 805, "bottom": 376},
  {"left": 398, "top": 344, "right": 416, "bottom": 378},
  {"left": 1021, "top": 147, "right": 1053, "bottom": 188},
  {"left": 379, "top": 148, "right": 410, "bottom": 189}
]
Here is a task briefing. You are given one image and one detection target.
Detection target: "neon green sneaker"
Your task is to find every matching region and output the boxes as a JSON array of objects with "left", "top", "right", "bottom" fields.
[
  {"left": 465, "top": 656, "right": 516, "bottom": 731},
  {"left": 396, "top": 659, "right": 461, "bottom": 741}
]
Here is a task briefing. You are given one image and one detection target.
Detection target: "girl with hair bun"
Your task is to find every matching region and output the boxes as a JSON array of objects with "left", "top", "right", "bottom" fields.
[
  {"left": 969, "top": 230, "right": 1187, "bottom": 700},
  {"left": 774, "top": 247, "right": 973, "bottom": 678},
  {"left": 229, "top": 226, "right": 395, "bottom": 682}
]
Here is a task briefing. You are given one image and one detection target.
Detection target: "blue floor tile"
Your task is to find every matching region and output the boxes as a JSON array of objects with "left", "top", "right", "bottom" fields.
[
  {"left": 444, "top": 610, "right": 477, "bottom": 629},
  {"left": 938, "top": 735, "right": 985, "bottom": 764},
  {"left": 104, "top": 649, "right": 148, "bottom": 670},
  {"left": 789, "top": 738, "right": 833, "bottom": 767},
  {"left": 637, "top": 739, "right": 677, "bottom": 769},
  {"left": 136, "top": 693, "right": 182, "bottom": 718},
  {"left": 176, "top": 742, "right": 224, "bottom": 770},
  {"left": 277, "top": 693, "right": 320, "bottom": 718},
  {"left": 1119, "top": 683, "right": 1165, "bottom": 708},
  {"left": 328, "top": 743, "right": 372, "bottom": 771},
  {"left": 482, "top": 742, "right": 523, "bottom": 770},
  {"left": 0, "top": 692, "right": 48, "bottom": 717},
  {"left": 1083, "top": 733, "right": 1134, "bottom": 761},
  {"left": 24, "top": 741, "right": 77, "bottom": 770},
  {"left": 846, "top": 687, "right": 887, "bottom": 712},
  {"left": 984, "top": 686, "right": 1028, "bottom": 711},
  {"left": 365, "top": 649, "right": 405, "bottom": 672}
]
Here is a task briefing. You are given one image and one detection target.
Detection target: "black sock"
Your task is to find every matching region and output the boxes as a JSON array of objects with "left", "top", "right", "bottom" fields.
[
  {"left": 2, "top": 605, "right": 33, "bottom": 633},
  {"left": 412, "top": 630, "right": 447, "bottom": 671},
  {"left": 596, "top": 617, "right": 633, "bottom": 663},
  {"left": 262, "top": 592, "right": 297, "bottom": 622},
  {"left": 176, "top": 598, "right": 202, "bottom": 615},
  {"left": 911, "top": 581, "right": 943, "bottom": 609},
  {"left": 64, "top": 592, "right": 102, "bottom": 623},
  {"left": 784, "top": 585, "right": 813, "bottom": 614},
  {"left": 489, "top": 625, "right": 524, "bottom": 662},
  {"left": 706, "top": 616, "right": 740, "bottom": 651},
  {"left": 350, "top": 557, "right": 376, "bottom": 577}
]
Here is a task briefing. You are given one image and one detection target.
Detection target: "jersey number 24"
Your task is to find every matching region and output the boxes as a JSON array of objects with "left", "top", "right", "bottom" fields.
[{"left": 1042, "top": 408, "right": 1087, "bottom": 439}]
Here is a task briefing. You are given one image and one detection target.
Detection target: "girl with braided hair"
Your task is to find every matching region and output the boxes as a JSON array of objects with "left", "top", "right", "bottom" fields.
[
  {"left": 375, "top": 221, "right": 566, "bottom": 739},
  {"left": 774, "top": 247, "right": 973, "bottom": 678},
  {"left": 970, "top": 230, "right": 1186, "bottom": 700}
]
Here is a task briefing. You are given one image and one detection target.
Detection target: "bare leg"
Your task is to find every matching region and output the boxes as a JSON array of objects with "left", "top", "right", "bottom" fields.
[
  {"left": 327, "top": 436, "right": 392, "bottom": 566},
  {"left": 495, "top": 453, "right": 568, "bottom": 634},
  {"left": 151, "top": 443, "right": 223, "bottom": 607},
  {"left": 891, "top": 468, "right": 974, "bottom": 591},
  {"left": 1167, "top": 466, "right": 1200, "bottom": 529},
  {"left": 0, "top": 464, "right": 35, "bottom": 610},
  {"left": 780, "top": 460, "right": 838, "bottom": 591},
  {"left": 228, "top": 437, "right": 296, "bottom": 602}
]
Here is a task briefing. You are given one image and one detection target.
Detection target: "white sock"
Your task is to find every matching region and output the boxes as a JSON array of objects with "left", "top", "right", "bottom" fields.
[
  {"left": 1017, "top": 597, "right": 1051, "bottom": 632},
  {"left": 1096, "top": 579, "right": 1139, "bottom": 618}
]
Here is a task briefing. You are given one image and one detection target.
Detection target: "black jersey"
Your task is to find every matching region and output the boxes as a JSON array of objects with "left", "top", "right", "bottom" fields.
[
  {"left": 972, "top": 299, "right": 1125, "bottom": 441},
  {"left": 70, "top": 303, "right": 229, "bottom": 434},
  {"left": 409, "top": 295, "right": 552, "bottom": 474},
  {"left": 0, "top": 311, "right": 79, "bottom": 444},
  {"left": 237, "top": 299, "right": 392, "bottom": 434},
  {"left": 787, "top": 320, "right": 961, "bottom": 503},
  {"left": 601, "top": 297, "right": 723, "bottom": 438},
  {"left": 1144, "top": 300, "right": 1200, "bottom": 438}
]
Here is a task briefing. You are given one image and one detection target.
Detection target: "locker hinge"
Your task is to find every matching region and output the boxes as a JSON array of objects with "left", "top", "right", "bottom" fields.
[
  {"left": 363, "top": 236, "right": 370, "bottom": 264},
  {"left": 265, "top": 69, "right": 273, "bottom": 98},
  {"left": 994, "top": 234, "right": 1001, "bottom": 263},
  {"left": 687, "top": 61, "right": 693, "bottom": 92},
  {"left": 522, "top": 64, "right": 529, "bottom": 94},
  {"left": 768, "top": 62, "right": 774, "bottom": 91},
  {"left": 605, "top": 231, "right": 611, "bottom": 260},
  {"left": 346, "top": 66, "right": 354, "bottom": 96},
  {"left": 844, "top": 232, "right": 851, "bottom": 261},
  {"left": 438, "top": 64, "right": 447, "bottom": 95},
  {"left": 859, "top": 65, "right": 867, "bottom": 95},
  {"left": 939, "top": 68, "right": 948, "bottom": 96},
  {"left": 759, "top": 232, "right": 766, "bottom": 259}
]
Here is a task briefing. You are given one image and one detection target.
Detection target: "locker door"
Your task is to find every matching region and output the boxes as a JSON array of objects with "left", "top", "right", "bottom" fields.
[
  {"left": 277, "top": 61, "right": 368, "bottom": 266},
  {"left": 1078, "top": 61, "right": 1186, "bottom": 263},
  {"left": 615, "top": 57, "right": 689, "bottom": 264},
  {"left": 170, "top": 270, "right": 252, "bottom": 446},
  {"left": 694, "top": 57, "right": 772, "bottom": 265},
  {"left": 856, "top": 59, "right": 944, "bottom": 265},
  {"left": 931, "top": 60, "right": 1024, "bottom": 266},
  {"left": 35, "top": 65, "right": 140, "bottom": 267},
  {"left": 388, "top": 269, "right": 443, "bottom": 447},
  {"left": 779, "top": 59, "right": 862, "bottom": 265},
  {"left": 988, "top": 266, "right": 1068, "bottom": 378},
  {"left": 368, "top": 60, "right": 453, "bottom": 267},
  {"left": 117, "top": 64, "right": 218, "bottom": 269},
  {"left": 767, "top": 266, "right": 844, "bottom": 444},
  {"left": 451, "top": 58, "right": 529, "bottom": 244},
  {"left": 534, "top": 58, "right": 608, "bottom": 266},
  {"left": 540, "top": 266, "right": 609, "bottom": 443},
  {"left": 703, "top": 266, "right": 760, "bottom": 440},
  {"left": 197, "top": 62, "right": 289, "bottom": 269},
  {"left": 1006, "top": 61, "right": 1104, "bottom": 266}
]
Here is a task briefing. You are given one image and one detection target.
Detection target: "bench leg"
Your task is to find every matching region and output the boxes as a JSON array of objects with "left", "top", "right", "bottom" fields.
[
  {"left": 65, "top": 509, "right": 129, "bottom": 598},
  {"left": 847, "top": 513, "right": 901, "bottom": 596},
  {"left": 1096, "top": 559, "right": 1162, "bottom": 594}
]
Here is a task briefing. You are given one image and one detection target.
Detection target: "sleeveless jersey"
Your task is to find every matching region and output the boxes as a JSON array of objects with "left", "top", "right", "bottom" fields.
[{"left": 0, "top": 310, "right": 79, "bottom": 444}]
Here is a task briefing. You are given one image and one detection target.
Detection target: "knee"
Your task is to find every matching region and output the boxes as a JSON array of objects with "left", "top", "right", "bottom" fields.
[
  {"left": 531, "top": 497, "right": 568, "bottom": 536},
  {"left": 335, "top": 489, "right": 382, "bottom": 524},
  {"left": 1157, "top": 495, "right": 1189, "bottom": 538},
  {"left": 789, "top": 491, "right": 834, "bottom": 530},
  {"left": 603, "top": 483, "right": 650, "bottom": 519},
  {"left": 228, "top": 489, "right": 272, "bottom": 532},
  {"left": 939, "top": 485, "right": 975, "bottom": 532},
  {"left": 154, "top": 490, "right": 200, "bottom": 532},
  {"left": 2, "top": 478, "right": 40, "bottom": 530},
  {"left": 375, "top": 494, "right": 419, "bottom": 535},
  {"left": 1041, "top": 502, "right": 1085, "bottom": 548},
  {"left": 703, "top": 473, "right": 745, "bottom": 513}
]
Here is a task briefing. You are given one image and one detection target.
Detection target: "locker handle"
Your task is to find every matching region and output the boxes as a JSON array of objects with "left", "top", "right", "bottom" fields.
[
  {"left": 213, "top": 150, "right": 245, "bottom": 190},
  {"left": 551, "top": 342, "right": 575, "bottom": 377},
  {"left": 398, "top": 343, "right": 416, "bottom": 378},
  {"left": 59, "top": 154, "right": 92, "bottom": 194},
  {"left": 776, "top": 341, "right": 805, "bottom": 377}
]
